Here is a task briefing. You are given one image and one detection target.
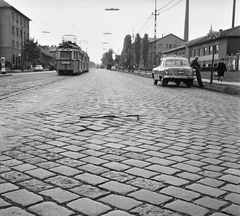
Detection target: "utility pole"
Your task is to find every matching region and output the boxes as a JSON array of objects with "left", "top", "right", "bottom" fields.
[
  {"left": 232, "top": 0, "right": 236, "bottom": 28},
  {"left": 184, "top": 0, "right": 189, "bottom": 41},
  {"left": 152, "top": 0, "right": 159, "bottom": 67}
]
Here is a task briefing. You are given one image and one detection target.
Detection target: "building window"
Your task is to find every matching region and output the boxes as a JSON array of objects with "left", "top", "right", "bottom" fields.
[
  {"left": 209, "top": 46, "right": 212, "bottom": 55},
  {"left": 190, "top": 50, "right": 194, "bottom": 57},
  {"left": 194, "top": 49, "right": 197, "bottom": 57},
  {"left": 169, "top": 44, "right": 172, "bottom": 49},
  {"left": 17, "top": 42, "right": 19, "bottom": 49},
  {"left": 16, "top": 28, "right": 19, "bottom": 36},
  {"left": 12, "top": 54, "right": 15, "bottom": 64},
  {"left": 16, "top": 15, "right": 19, "bottom": 23},
  {"left": 12, "top": 40, "right": 15, "bottom": 48},
  {"left": 203, "top": 47, "right": 206, "bottom": 55},
  {"left": 198, "top": 48, "right": 201, "bottom": 56},
  {"left": 12, "top": 26, "right": 14, "bottom": 35},
  {"left": 214, "top": 45, "right": 219, "bottom": 54}
]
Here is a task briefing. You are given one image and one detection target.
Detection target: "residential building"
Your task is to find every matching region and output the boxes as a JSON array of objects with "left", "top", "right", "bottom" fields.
[
  {"left": 0, "top": 0, "right": 31, "bottom": 69},
  {"left": 39, "top": 46, "right": 56, "bottom": 69},
  {"left": 163, "top": 26, "right": 240, "bottom": 71},
  {"left": 148, "top": 34, "right": 185, "bottom": 68}
]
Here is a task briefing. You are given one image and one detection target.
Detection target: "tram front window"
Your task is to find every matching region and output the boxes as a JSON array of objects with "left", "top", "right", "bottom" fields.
[{"left": 60, "top": 51, "right": 72, "bottom": 59}]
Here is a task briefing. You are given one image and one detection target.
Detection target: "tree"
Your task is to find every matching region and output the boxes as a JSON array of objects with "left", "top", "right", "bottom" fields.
[
  {"left": 134, "top": 33, "right": 141, "bottom": 67},
  {"left": 101, "top": 49, "right": 114, "bottom": 66},
  {"left": 24, "top": 38, "right": 40, "bottom": 67},
  {"left": 121, "top": 35, "right": 133, "bottom": 68},
  {"left": 142, "top": 33, "right": 149, "bottom": 68},
  {"left": 207, "top": 28, "right": 220, "bottom": 84}
]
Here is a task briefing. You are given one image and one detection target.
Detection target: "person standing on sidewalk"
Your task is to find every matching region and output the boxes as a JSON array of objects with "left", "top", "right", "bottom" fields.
[
  {"left": 217, "top": 58, "right": 227, "bottom": 82},
  {"left": 191, "top": 56, "right": 203, "bottom": 87}
]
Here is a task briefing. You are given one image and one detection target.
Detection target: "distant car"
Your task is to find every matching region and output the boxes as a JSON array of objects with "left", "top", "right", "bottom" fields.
[
  {"left": 34, "top": 65, "right": 43, "bottom": 71},
  {"left": 111, "top": 66, "right": 116, "bottom": 71},
  {"left": 152, "top": 56, "right": 195, "bottom": 87}
]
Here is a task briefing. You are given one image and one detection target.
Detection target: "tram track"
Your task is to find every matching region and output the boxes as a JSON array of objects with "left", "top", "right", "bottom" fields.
[{"left": 0, "top": 72, "right": 69, "bottom": 101}]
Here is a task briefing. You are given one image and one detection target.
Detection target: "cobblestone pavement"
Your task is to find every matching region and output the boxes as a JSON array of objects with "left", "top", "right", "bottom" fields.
[{"left": 0, "top": 69, "right": 240, "bottom": 216}]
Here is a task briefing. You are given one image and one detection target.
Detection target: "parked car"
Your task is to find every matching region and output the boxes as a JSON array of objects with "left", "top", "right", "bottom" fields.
[
  {"left": 34, "top": 65, "right": 43, "bottom": 71},
  {"left": 152, "top": 56, "right": 195, "bottom": 87},
  {"left": 111, "top": 65, "right": 116, "bottom": 71}
]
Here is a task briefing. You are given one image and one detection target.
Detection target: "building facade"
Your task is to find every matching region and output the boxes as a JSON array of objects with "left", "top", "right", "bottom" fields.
[
  {"left": 148, "top": 34, "right": 185, "bottom": 68},
  {"left": 163, "top": 26, "right": 240, "bottom": 71},
  {"left": 0, "top": 0, "right": 31, "bottom": 69}
]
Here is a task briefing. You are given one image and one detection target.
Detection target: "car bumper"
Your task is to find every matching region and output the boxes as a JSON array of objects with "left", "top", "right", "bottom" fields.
[{"left": 163, "top": 75, "right": 195, "bottom": 80}]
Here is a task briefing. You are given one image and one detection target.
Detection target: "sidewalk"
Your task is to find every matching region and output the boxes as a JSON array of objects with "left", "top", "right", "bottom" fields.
[
  {"left": 123, "top": 69, "right": 240, "bottom": 95},
  {"left": 201, "top": 78, "right": 240, "bottom": 86}
]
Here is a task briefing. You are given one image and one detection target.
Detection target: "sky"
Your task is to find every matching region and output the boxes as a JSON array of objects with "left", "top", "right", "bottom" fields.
[{"left": 5, "top": 0, "right": 240, "bottom": 64}]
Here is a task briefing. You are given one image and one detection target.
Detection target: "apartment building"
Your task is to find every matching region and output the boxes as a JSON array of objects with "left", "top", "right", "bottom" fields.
[
  {"left": 0, "top": 0, "right": 31, "bottom": 69},
  {"left": 163, "top": 26, "right": 240, "bottom": 71},
  {"left": 148, "top": 34, "right": 185, "bottom": 68}
]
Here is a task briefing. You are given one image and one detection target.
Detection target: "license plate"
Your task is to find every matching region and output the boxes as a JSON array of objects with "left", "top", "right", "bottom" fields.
[
  {"left": 61, "top": 61, "right": 70, "bottom": 65},
  {"left": 177, "top": 70, "right": 185, "bottom": 74}
]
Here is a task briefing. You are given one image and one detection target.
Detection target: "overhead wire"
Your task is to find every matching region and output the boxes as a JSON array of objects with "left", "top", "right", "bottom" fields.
[
  {"left": 55, "top": 0, "right": 75, "bottom": 26},
  {"left": 137, "top": 0, "right": 183, "bottom": 35},
  {"left": 159, "top": 0, "right": 183, "bottom": 13},
  {"left": 137, "top": 15, "right": 152, "bottom": 34}
]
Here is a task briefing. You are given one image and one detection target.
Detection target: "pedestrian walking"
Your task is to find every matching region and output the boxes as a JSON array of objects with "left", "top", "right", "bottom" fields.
[
  {"left": 190, "top": 56, "right": 203, "bottom": 87},
  {"left": 217, "top": 58, "right": 227, "bottom": 82}
]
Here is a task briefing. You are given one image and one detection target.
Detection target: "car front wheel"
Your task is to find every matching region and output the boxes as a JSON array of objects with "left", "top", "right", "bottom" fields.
[{"left": 153, "top": 79, "right": 158, "bottom": 85}]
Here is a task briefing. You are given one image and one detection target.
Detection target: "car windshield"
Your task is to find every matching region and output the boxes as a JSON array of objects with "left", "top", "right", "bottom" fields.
[{"left": 163, "top": 59, "right": 189, "bottom": 67}]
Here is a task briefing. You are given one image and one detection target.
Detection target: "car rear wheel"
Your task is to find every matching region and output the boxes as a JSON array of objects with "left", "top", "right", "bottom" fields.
[
  {"left": 161, "top": 79, "right": 168, "bottom": 86},
  {"left": 186, "top": 80, "right": 193, "bottom": 88},
  {"left": 176, "top": 81, "right": 180, "bottom": 86},
  {"left": 153, "top": 79, "right": 158, "bottom": 85}
]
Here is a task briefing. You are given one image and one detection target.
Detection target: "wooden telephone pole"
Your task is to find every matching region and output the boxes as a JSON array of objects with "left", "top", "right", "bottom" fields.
[{"left": 232, "top": 0, "right": 236, "bottom": 28}]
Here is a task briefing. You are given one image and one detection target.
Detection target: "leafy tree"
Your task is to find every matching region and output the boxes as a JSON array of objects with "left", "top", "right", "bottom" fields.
[
  {"left": 101, "top": 49, "right": 114, "bottom": 66},
  {"left": 23, "top": 38, "right": 40, "bottom": 66},
  {"left": 142, "top": 33, "right": 149, "bottom": 68},
  {"left": 134, "top": 33, "right": 141, "bottom": 67},
  {"left": 121, "top": 35, "right": 133, "bottom": 68}
]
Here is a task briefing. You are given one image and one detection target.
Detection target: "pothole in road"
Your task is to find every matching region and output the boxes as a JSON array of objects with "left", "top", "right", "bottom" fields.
[
  {"left": 79, "top": 114, "right": 145, "bottom": 121},
  {"left": 78, "top": 114, "right": 146, "bottom": 132}
]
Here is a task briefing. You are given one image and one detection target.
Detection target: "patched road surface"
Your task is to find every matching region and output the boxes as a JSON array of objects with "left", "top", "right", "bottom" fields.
[{"left": 0, "top": 69, "right": 240, "bottom": 216}]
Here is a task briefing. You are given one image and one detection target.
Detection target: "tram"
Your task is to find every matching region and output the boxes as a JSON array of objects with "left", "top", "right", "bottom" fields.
[{"left": 56, "top": 35, "right": 89, "bottom": 75}]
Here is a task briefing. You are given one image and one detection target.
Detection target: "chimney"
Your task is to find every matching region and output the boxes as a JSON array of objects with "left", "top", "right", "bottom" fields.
[{"left": 219, "top": 29, "right": 223, "bottom": 36}]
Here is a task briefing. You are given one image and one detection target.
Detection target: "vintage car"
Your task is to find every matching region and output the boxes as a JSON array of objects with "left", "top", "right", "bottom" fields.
[
  {"left": 34, "top": 65, "right": 43, "bottom": 71},
  {"left": 152, "top": 56, "right": 195, "bottom": 87}
]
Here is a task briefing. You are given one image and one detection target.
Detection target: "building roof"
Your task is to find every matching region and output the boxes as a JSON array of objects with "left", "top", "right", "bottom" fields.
[
  {"left": 187, "top": 25, "right": 240, "bottom": 47},
  {"left": 39, "top": 46, "right": 55, "bottom": 58},
  {"left": 149, "top": 33, "right": 185, "bottom": 44},
  {"left": 163, "top": 25, "right": 240, "bottom": 53},
  {"left": 0, "top": 0, "right": 31, "bottom": 21}
]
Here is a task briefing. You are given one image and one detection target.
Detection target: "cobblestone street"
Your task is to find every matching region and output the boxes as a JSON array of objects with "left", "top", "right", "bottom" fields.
[{"left": 0, "top": 69, "right": 240, "bottom": 216}]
